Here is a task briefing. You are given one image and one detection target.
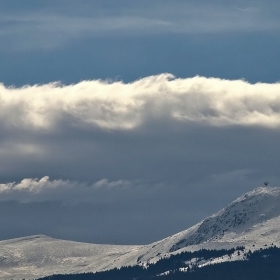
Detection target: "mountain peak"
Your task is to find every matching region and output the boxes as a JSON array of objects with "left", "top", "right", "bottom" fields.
[
  {"left": 168, "top": 186, "right": 280, "bottom": 252},
  {"left": 235, "top": 186, "right": 280, "bottom": 202}
]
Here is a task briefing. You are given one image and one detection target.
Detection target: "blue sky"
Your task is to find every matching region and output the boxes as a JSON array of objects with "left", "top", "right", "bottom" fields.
[{"left": 0, "top": 0, "right": 280, "bottom": 244}]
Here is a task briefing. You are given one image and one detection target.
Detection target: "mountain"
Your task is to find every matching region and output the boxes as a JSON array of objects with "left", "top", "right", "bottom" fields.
[
  {"left": 1, "top": 186, "right": 280, "bottom": 280},
  {"left": 129, "top": 186, "right": 280, "bottom": 265}
]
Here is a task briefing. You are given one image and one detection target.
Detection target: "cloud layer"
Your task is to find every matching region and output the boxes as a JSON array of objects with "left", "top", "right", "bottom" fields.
[{"left": 1, "top": 75, "right": 280, "bottom": 131}]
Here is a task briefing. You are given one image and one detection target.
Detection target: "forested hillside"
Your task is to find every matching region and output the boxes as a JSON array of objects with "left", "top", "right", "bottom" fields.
[{"left": 38, "top": 247, "right": 280, "bottom": 280}]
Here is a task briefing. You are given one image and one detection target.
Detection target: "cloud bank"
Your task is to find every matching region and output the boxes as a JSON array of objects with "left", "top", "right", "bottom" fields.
[{"left": 1, "top": 75, "right": 280, "bottom": 131}]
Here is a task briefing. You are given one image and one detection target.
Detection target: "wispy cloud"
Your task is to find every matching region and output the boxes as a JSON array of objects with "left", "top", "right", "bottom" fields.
[
  {"left": 1, "top": 2, "right": 279, "bottom": 50},
  {"left": 1, "top": 75, "right": 280, "bottom": 131},
  {"left": 0, "top": 176, "right": 132, "bottom": 202}
]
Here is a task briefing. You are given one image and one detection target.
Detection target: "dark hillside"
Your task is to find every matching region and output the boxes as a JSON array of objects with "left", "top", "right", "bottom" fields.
[{"left": 38, "top": 247, "right": 280, "bottom": 280}]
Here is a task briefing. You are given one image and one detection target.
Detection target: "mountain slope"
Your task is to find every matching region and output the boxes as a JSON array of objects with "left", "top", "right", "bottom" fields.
[{"left": 1, "top": 186, "right": 280, "bottom": 279}]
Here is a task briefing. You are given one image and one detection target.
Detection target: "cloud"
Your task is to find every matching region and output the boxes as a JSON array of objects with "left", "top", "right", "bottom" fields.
[
  {"left": 0, "top": 176, "right": 60, "bottom": 193},
  {"left": 3, "top": 7, "right": 275, "bottom": 36},
  {"left": 1, "top": 1, "right": 280, "bottom": 50},
  {"left": 1, "top": 75, "right": 280, "bottom": 131},
  {"left": 0, "top": 176, "right": 132, "bottom": 202}
]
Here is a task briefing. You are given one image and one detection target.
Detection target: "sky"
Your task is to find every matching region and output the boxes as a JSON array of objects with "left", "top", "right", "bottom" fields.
[{"left": 0, "top": 0, "right": 280, "bottom": 245}]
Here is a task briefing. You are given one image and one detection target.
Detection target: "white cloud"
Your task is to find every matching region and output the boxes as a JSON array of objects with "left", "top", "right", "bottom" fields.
[
  {"left": 1, "top": 75, "right": 280, "bottom": 131},
  {"left": 0, "top": 176, "right": 132, "bottom": 202},
  {"left": 0, "top": 176, "right": 65, "bottom": 193}
]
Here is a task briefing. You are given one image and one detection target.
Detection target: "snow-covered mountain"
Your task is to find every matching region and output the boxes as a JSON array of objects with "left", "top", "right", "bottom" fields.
[
  {"left": 128, "top": 186, "right": 280, "bottom": 265},
  {"left": 0, "top": 235, "right": 141, "bottom": 280},
  {"left": 1, "top": 186, "right": 280, "bottom": 280}
]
